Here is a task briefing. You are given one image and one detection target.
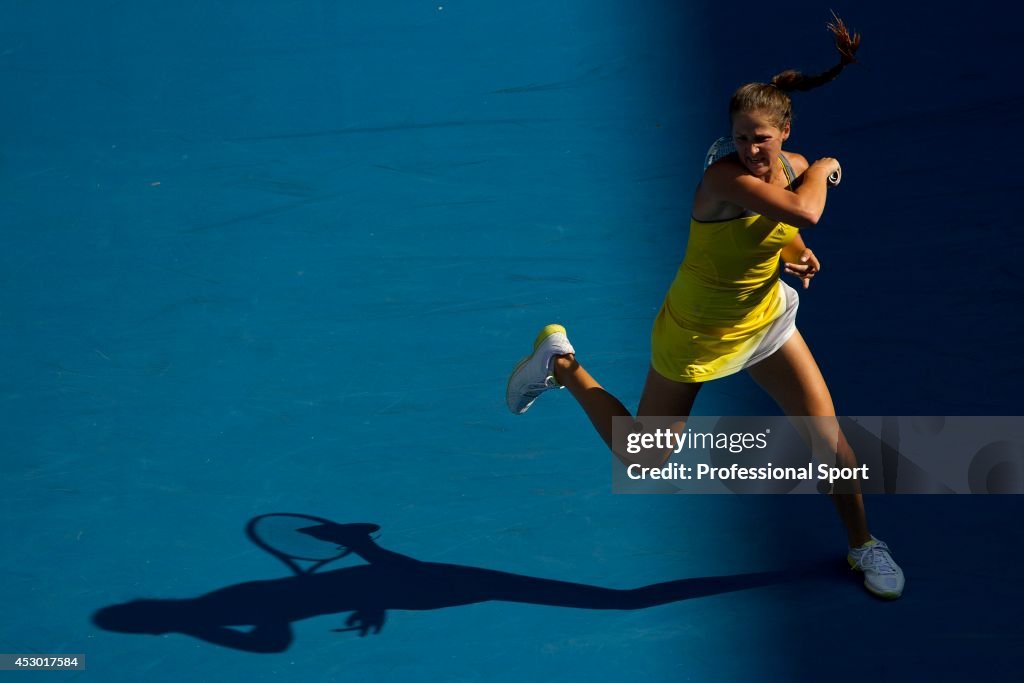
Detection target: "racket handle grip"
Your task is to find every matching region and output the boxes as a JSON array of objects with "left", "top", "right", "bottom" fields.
[{"left": 827, "top": 165, "right": 842, "bottom": 187}]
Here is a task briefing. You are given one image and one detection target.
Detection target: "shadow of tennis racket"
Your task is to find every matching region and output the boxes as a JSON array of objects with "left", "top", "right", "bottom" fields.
[{"left": 246, "top": 513, "right": 381, "bottom": 576}]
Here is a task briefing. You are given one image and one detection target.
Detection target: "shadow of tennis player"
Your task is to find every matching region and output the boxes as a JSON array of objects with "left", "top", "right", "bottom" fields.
[{"left": 93, "top": 519, "right": 833, "bottom": 653}]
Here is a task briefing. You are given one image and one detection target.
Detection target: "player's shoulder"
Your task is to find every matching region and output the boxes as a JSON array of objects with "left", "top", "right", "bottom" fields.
[
  {"left": 702, "top": 153, "right": 747, "bottom": 183},
  {"left": 781, "top": 151, "right": 809, "bottom": 175}
]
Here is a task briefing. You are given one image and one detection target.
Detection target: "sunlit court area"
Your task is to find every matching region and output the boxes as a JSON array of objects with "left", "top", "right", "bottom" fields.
[{"left": 3, "top": 1, "right": 1023, "bottom": 680}]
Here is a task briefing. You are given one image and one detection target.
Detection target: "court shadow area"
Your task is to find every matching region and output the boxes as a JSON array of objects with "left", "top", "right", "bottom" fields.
[{"left": 92, "top": 516, "right": 832, "bottom": 653}]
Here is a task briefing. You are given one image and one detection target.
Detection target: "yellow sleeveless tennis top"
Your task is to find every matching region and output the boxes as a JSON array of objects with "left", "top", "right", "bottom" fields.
[{"left": 651, "top": 155, "right": 800, "bottom": 382}]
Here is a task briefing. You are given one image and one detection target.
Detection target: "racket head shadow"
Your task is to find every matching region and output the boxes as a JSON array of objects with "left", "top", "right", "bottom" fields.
[{"left": 246, "top": 513, "right": 380, "bottom": 575}]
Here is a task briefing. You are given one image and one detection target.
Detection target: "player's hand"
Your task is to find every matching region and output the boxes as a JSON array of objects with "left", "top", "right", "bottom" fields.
[
  {"left": 810, "top": 157, "right": 842, "bottom": 186},
  {"left": 811, "top": 157, "right": 840, "bottom": 176},
  {"left": 334, "top": 608, "right": 386, "bottom": 636},
  {"left": 783, "top": 248, "right": 820, "bottom": 289}
]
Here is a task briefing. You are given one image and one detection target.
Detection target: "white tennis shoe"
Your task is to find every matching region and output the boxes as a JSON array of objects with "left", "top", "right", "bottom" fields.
[
  {"left": 506, "top": 324, "right": 575, "bottom": 415},
  {"left": 848, "top": 537, "right": 904, "bottom": 599}
]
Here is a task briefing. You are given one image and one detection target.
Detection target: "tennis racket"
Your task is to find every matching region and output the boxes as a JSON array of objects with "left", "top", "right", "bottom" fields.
[
  {"left": 704, "top": 136, "right": 737, "bottom": 171},
  {"left": 703, "top": 136, "right": 841, "bottom": 186},
  {"left": 246, "top": 513, "right": 380, "bottom": 575}
]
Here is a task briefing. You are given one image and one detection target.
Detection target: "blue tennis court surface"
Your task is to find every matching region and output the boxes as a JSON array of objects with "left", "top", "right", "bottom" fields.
[{"left": 3, "top": 1, "right": 1023, "bottom": 680}]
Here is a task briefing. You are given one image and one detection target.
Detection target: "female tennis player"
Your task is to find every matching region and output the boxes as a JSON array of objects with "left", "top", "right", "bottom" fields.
[{"left": 506, "top": 16, "right": 904, "bottom": 599}]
